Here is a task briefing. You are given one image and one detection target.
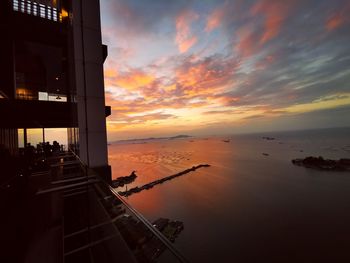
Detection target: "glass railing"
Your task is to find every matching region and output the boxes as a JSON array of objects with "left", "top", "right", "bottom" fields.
[
  {"left": 70, "top": 151, "right": 189, "bottom": 263},
  {"left": 1, "top": 144, "right": 189, "bottom": 262}
]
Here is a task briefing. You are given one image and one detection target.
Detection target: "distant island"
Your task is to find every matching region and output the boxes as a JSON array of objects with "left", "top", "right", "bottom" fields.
[
  {"left": 113, "top": 135, "right": 192, "bottom": 144},
  {"left": 292, "top": 156, "right": 350, "bottom": 171},
  {"left": 262, "top": 136, "right": 276, "bottom": 140}
]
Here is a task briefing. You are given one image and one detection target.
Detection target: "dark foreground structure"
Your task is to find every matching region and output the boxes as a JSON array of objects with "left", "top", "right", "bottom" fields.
[{"left": 0, "top": 1, "right": 187, "bottom": 262}]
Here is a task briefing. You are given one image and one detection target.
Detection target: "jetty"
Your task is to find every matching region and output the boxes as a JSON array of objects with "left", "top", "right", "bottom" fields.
[{"left": 118, "top": 164, "right": 211, "bottom": 197}]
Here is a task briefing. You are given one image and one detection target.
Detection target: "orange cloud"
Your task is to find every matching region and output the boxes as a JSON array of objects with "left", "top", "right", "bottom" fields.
[
  {"left": 325, "top": 3, "right": 350, "bottom": 31},
  {"left": 104, "top": 68, "right": 118, "bottom": 78},
  {"left": 326, "top": 14, "right": 345, "bottom": 31},
  {"left": 104, "top": 55, "right": 242, "bottom": 134},
  {"left": 251, "top": 0, "right": 295, "bottom": 44},
  {"left": 234, "top": 1, "right": 297, "bottom": 58},
  {"left": 106, "top": 69, "right": 155, "bottom": 90},
  {"left": 175, "top": 56, "right": 237, "bottom": 96},
  {"left": 175, "top": 10, "right": 199, "bottom": 53}
]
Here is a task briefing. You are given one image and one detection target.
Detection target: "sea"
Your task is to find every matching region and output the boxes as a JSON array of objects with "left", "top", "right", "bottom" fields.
[{"left": 108, "top": 127, "right": 350, "bottom": 263}]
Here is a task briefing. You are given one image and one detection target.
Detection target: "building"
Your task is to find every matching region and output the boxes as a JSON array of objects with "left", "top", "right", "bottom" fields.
[
  {"left": 0, "top": 1, "right": 186, "bottom": 262},
  {"left": 0, "top": 0, "right": 110, "bottom": 180}
]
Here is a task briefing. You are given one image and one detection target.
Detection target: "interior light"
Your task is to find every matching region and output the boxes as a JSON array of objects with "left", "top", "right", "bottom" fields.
[{"left": 61, "top": 9, "right": 68, "bottom": 18}]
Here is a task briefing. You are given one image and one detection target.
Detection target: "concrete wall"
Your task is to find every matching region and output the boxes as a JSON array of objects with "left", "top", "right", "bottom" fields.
[{"left": 71, "top": 0, "right": 108, "bottom": 168}]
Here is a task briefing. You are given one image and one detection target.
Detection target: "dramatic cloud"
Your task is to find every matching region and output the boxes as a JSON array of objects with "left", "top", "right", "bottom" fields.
[{"left": 101, "top": 0, "right": 350, "bottom": 139}]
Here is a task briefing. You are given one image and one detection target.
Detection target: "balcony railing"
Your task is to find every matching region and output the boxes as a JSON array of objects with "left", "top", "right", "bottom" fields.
[
  {"left": 13, "top": 0, "right": 62, "bottom": 22},
  {"left": 71, "top": 152, "right": 190, "bottom": 263},
  {"left": 1, "top": 146, "right": 189, "bottom": 262}
]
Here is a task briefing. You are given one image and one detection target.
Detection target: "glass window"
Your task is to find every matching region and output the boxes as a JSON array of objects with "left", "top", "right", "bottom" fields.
[
  {"left": 48, "top": 94, "right": 67, "bottom": 102},
  {"left": 15, "top": 41, "right": 68, "bottom": 102},
  {"left": 27, "top": 128, "right": 43, "bottom": 147},
  {"left": 45, "top": 128, "right": 68, "bottom": 150},
  {"left": 18, "top": 129, "right": 24, "bottom": 148},
  {"left": 38, "top": 92, "right": 48, "bottom": 101}
]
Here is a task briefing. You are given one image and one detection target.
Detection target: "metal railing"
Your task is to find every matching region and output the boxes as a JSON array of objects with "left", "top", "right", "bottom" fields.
[
  {"left": 70, "top": 150, "right": 189, "bottom": 262},
  {"left": 13, "top": 0, "right": 61, "bottom": 22},
  {"left": 110, "top": 186, "right": 190, "bottom": 262}
]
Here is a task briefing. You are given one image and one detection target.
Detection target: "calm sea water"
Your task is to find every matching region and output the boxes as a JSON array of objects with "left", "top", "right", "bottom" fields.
[{"left": 108, "top": 127, "right": 350, "bottom": 263}]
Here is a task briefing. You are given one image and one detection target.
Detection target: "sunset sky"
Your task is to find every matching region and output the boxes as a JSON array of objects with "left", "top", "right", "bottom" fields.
[{"left": 100, "top": 0, "right": 350, "bottom": 140}]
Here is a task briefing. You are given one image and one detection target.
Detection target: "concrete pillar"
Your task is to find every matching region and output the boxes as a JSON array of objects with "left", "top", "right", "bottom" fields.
[{"left": 71, "top": 0, "right": 109, "bottom": 171}]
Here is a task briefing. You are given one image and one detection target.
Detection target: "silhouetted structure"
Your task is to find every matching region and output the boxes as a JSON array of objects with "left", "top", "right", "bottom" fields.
[
  {"left": 0, "top": 0, "right": 111, "bottom": 180},
  {"left": 0, "top": 1, "right": 187, "bottom": 263}
]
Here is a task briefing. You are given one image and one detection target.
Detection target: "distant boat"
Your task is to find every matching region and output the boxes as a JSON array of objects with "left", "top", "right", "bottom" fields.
[
  {"left": 223, "top": 139, "right": 230, "bottom": 143},
  {"left": 262, "top": 153, "right": 269, "bottom": 156}
]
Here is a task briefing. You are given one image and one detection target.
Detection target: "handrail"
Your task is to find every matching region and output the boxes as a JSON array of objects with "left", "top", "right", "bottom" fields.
[
  {"left": 68, "top": 149, "right": 189, "bottom": 262},
  {"left": 108, "top": 186, "right": 190, "bottom": 263}
]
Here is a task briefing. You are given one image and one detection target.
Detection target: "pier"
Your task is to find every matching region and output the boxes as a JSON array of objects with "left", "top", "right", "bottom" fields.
[{"left": 118, "top": 164, "right": 211, "bottom": 197}]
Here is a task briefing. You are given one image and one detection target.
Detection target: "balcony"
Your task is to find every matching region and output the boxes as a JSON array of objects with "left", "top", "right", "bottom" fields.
[{"left": 1, "top": 149, "right": 188, "bottom": 262}]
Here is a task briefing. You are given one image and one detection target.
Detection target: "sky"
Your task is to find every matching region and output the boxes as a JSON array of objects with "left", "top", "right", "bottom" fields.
[{"left": 100, "top": 0, "right": 350, "bottom": 140}]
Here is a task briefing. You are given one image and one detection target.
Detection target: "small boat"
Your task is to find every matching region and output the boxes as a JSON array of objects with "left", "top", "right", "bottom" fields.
[{"left": 223, "top": 139, "right": 230, "bottom": 143}]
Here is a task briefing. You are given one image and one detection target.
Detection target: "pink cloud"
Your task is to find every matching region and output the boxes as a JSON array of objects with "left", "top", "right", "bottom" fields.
[
  {"left": 235, "top": 24, "right": 259, "bottom": 58},
  {"left": 205, "top": 4, "right": 226, "bottom": 32},
  {"left": 251, "top": 0, "right": 296, "bottom": 44},
  {"left": 175, "top": 10, "right": 199, "bottom": 53}
]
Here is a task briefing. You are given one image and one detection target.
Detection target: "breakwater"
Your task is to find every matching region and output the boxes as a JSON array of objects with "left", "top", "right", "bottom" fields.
[
  {"left": 118, "top": 164, "right": 210, "bottom": 197},
  {"left": 112, "top": 171, "right": 137, "bottom": 188}
]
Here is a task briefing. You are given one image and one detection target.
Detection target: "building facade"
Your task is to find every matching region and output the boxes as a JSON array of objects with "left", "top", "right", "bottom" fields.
[{"left": 0, "top": 0, "right": 111, "bottom": 180}]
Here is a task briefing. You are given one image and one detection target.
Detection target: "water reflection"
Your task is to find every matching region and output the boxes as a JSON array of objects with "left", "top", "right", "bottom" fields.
[{"left": 108, "top": 128, "right": 350, "bottom": 262}]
